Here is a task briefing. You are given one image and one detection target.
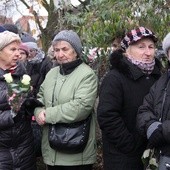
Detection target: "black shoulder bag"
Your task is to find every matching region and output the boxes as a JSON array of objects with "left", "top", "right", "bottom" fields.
[{"left": 48, "top": 81, "right": 91, "bottom": 154}]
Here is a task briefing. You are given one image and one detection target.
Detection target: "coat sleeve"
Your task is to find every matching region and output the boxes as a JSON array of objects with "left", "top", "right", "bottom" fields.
[
  {"left": 0, "top": 90, "right": 14, "bottom": 129},
  {"left": 97, "top": 73, "right": 136, "bottom": 154},
  {"left": 136, "top": 83, "right": 159, "bottom": 138}
]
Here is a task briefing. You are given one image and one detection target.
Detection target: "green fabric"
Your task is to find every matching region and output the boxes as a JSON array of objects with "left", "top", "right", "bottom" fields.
[{"left": 34, "top": 63, "right": 98, "bottom": 166}]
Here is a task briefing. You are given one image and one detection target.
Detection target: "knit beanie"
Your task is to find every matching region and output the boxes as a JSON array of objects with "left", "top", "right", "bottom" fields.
[
  {"left": 24, "top": 42, "right": 38, "bottom": 50},
  {"left": 121, "top": 26, "right": 157, "bottom": 50},
  {"left": 3, "top": 24, "right": 19, "bottom": 34},
  {"left": 0, "top": 31, "right": 21, "bottom": 50},
  {"left": 0, "top": 26, "right": 6, "bottom": 33},
  {"left": 162, "top": 32, "right": 170, "bottom": 56},
  {"left": 52, "top": 30, "right": 82, "bottom": 57},
  {"left": 19, "top": 43, "right": 29, "bottom": 56}
]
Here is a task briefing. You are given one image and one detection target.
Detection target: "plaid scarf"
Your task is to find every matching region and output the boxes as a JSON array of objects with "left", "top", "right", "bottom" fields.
[{"left": 127, "top": 55, "right": 155, "bottom": 75}]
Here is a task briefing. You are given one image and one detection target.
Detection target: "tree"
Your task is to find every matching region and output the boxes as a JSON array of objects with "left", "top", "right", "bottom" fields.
[{"left": 65, "top": 0, "right": 170, "bottom": 48}]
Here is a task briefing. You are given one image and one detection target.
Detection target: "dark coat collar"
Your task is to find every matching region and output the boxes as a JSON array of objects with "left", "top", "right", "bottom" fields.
[{"left": 110, "top": 49, "right": 161, "bottom": 80}]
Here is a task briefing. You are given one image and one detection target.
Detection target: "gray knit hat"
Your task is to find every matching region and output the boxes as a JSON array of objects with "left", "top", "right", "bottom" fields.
[
  {"left": 52, "top": 30, "right": 82, "bottom": 57},
  {"left": 162, "top": 32, "right": 170, "bottom": 55}
]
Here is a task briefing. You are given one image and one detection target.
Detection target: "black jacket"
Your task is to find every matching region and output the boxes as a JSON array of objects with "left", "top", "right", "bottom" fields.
[
  {"left": 97, "top": 50, "right": 161, "bottom": 170},
  {"left": 26, "top": 56, "right": 52, "bottom": 97},
  {"left": 137, "top": 69, "right": 170, "bottom": 156},
  {"left": 0, "top": 63, "right": 36, "bottom": 170}
]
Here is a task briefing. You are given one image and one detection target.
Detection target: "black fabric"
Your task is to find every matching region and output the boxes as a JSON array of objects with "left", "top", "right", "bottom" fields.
[
  {"left": 0, "top": 65, "right": 36, "bottom": 169},
  {"left": 26, "top": 56, "right": 52, "bottom": 97},
  {"left": 49, "top": 115, "right": 91, "bottom": 154},
  {"left": 137, "top": 69, "right": 170, "bottom": 157},
  {"left": 31, "top": 121, "right": 42, "bottom": 157},
  {"left": 97, "top": 50, "right": 161, "bottom": 169},
  {"left": 21, "top": 97, "right": 44, "bottom": 116},
  {"left": 59, "top": 58, "right": 83, "bottom": 75},
  {"left": 47, "top": 164, "right": 93, "bottom": 170},
  {"left": 148, "top": 125, "right": 166, "bottom": 149}
]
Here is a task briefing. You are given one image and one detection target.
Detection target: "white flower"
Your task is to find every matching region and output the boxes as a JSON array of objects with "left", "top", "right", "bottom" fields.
[
  {"left": 21, "top": 74, "right": 31, "bottom": 85},
  {"left": 143, "top": 149, "right": 151, "bottom": 158},
  {"left": 149, "top": 158, "right": 158, "bottom": 167},
  {"left": 3, "top": 73, "right": 13, "bottom": 83}
]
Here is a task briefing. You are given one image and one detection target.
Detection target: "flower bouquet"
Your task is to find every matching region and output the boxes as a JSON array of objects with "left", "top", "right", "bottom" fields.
[
  {"left": 3, "top": 73, "right": 31, "bottom": 117},
  {"left": 142, "top": 148, "right": 158, "bottom": 170}
]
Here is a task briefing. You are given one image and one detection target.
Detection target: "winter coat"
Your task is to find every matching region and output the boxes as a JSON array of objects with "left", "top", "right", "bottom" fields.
[
  {"left": 26, "top": 56, "right": 52, "bottom": 97},
  {"left": 0, "top": 63, "right": 36, "bottom": 170},
  {"left": 97, "top": 51, "right": 161, "bottom": 170},
  {"left": 137, "top": 70, "right": 170, "bottom": 156},
  {"left": 34, "top": 62, "right": 98, "bottom": 166}
]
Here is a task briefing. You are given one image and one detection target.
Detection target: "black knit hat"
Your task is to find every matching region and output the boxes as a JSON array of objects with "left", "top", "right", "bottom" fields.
[
  {"left": 121, "top": 26, "right": 157, "bottom": 50},
  {"left": 3, "top": 24, "right": 19, "bottom": 34}
]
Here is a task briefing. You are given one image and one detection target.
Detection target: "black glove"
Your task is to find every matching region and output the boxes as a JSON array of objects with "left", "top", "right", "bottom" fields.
[
  {"left": 148, "top": 125, "right": 166, "bottom": 149},
  {"left": 20, "top": 98, "right": 44, "bottom": 116}
]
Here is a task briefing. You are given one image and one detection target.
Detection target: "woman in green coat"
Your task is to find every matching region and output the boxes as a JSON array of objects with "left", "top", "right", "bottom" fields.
[{"left": 34, "top": 30, "right": 98, "bottom": 170}]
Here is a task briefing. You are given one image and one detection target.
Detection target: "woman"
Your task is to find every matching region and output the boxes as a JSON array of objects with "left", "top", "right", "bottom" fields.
[
  {"left": 19, "top": 43, "right": 29, "bottom": 63},
  {"left": 24, "top": 42, "right": 53, "bottom": 98},
  {"left": 137, "top": 32, "right": 170, "bottom": 169},
  {"left": 0, "top": 31, "right": 36, "bottom": 169},
  {"left": 97, "top": 26, "right": 161, "bottom": 170},
  {"left": 34, "top": 30, "right": 98, "bottom": 170}
]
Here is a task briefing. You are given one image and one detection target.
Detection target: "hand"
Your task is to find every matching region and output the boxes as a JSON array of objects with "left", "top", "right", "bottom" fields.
[
  {"left": 148, "top": 125, "right": 166, "bottom": 149},
  {"left": 36, "top": 110, "right": 46, "bottom": 126}
]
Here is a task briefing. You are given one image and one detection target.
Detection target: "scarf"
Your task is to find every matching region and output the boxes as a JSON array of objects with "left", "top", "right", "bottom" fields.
[{"left": 126, "top": 55, "right": 155, "bottom": 75}]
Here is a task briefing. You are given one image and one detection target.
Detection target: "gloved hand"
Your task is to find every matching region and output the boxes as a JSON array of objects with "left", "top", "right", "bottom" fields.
[
  {"left": 20, "top": 97, "right": 44, "bottom": 116},
  {"left": 148, "top": 125, "right": 166, "bottom": 149}
]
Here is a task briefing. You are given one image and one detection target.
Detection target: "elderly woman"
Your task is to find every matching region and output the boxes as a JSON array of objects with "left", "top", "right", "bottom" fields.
[
  {"left": 0, "top": 31, "right": 36, "bottom": 169},
  {"left": 34, "top": 30, "right": 98, "bottom": 170},
  {"left": 97, "top": 27, "right": 161, "bottom": 170},
  {"left": 137, "top": 32, "right": 170, "bottom": 169}
]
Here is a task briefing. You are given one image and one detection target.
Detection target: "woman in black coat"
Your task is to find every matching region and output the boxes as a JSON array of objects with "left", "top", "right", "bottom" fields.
[
  {"left": 137, "top": 32, "right": 170, "bottom": 169},
  {"left": 0, "top": 30, "right": 37, "bottom": 169},
  {"left": 97, "top": 27, "right": 161, "bottom": 170}
]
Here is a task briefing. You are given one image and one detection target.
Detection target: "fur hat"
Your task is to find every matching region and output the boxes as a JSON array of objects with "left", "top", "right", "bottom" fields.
[
  {"left": 121, "top": 26, "right": 157, "bottom": 50},
  {"left": 162, "top": 32, "right": 170, "bottom": 56},
  {"left": 19, "top": 43, "right": 29, "bottom": 56},
  {"left": 52, "top": 30, "right": 82, "bottom": 57},
  {"left": 3, "top": 24, "right": 19, "bottom": 34},
  {"left": 0, "top": 31, "right": 21, "bottom": 50}
]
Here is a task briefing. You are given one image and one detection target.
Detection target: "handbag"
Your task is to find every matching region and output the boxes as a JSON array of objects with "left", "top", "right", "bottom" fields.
[{"left": 48, "top": 115, "right": 91, "bottom": 154}]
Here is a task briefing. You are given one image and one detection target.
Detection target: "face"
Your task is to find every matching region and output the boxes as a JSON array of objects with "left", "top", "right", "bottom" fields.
[
  {"left": 53, "top": 41, "right": 77, "bottom": 64},
  {"left": 126, "top": 38, "right": 156, "bottom": 63},
  {"left": 19, "top": 49, "right": 27, "bottom": 61},
  {"left": 0, "top": 41, "right": 21, "bottom": 70},
  {"left": 28, "top": 48, "right": 37, "bottom": 59}
]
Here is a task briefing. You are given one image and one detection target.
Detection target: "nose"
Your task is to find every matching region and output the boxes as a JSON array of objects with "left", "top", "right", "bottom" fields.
[
  {"left": 144, "top": 48, "right": 152, "bottom": 55},
  {"left": 56, "top": 50, "right": 64, "bottom": 58}
]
